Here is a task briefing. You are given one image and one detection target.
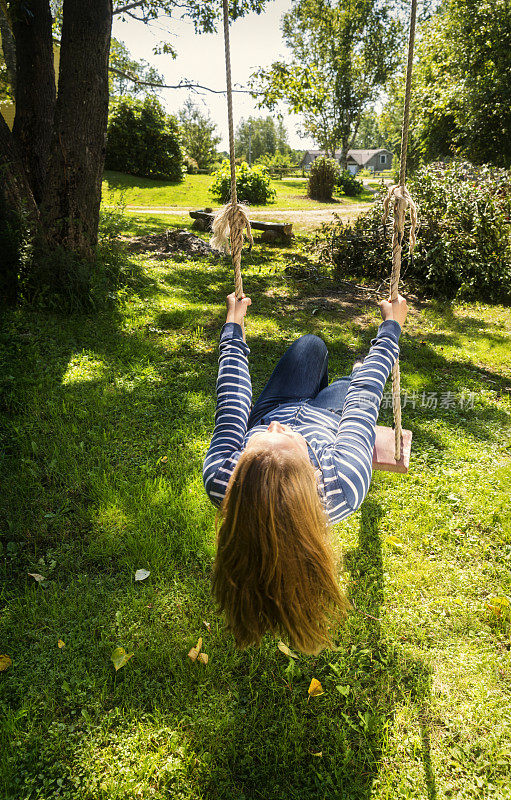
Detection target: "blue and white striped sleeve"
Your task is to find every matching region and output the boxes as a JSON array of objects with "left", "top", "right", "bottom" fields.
[
  {"left": 203, "top": 322, "right": 252, "bottom": 506},
  {"left": 321, "top": 319, "right": 401, "bottom": 520}
]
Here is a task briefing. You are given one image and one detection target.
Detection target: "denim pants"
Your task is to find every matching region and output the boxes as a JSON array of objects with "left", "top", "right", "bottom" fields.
[{"left": 247, "top": 334, "right": 360, "bottom": 430}]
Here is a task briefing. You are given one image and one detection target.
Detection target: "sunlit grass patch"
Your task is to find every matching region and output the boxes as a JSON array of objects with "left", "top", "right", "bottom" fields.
[{"left": 1, "top": 229, "right": 510, "bottom": 798}]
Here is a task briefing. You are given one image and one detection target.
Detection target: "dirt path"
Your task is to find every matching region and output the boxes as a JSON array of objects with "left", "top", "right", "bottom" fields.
[{"left": 124, "top": 202, "right": 373, "bottom": 230}]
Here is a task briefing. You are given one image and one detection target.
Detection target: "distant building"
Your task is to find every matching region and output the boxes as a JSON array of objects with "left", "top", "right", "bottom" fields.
[{"left": 301, "top": 148, "right": 393, "bottom": 174}]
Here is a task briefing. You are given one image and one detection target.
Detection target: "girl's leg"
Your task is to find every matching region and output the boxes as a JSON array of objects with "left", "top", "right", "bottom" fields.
[
  {"left": 309, "top": 362, "right": 363, "bottom": 414},
  {"left": 247, "top": 335, "right": 328, "bottom": 429}
]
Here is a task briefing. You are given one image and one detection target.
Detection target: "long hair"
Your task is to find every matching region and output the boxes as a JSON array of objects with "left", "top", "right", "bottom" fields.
[{"left": 212, "top": 445, "right": 351, "bottom": 655}]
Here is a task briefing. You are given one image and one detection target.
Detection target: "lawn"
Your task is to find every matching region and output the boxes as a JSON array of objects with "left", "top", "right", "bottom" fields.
[
  {"left": 102, "top": 171, "right": 374, "bottom": 211},
  {"left": 1, "top": 218, "right": 511, "bottom": 799}
]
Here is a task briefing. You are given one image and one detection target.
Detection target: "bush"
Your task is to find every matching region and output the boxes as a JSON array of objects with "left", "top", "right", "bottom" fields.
[
  {"left": 256, "top": 152, "right": 296, "bottom": 178},
  {"left": 317, "top": 161, "right": 511, "bottom": 302},
  {"left": 308, "top": 156, "right": 339, "bottom": 201},
  {"left": 105, "top": 97, "right": 184, "bottom": 181},
  {"left": 210, "top": 161, "right": 276, "bottom": 205},
  {"left": 184, "top": 154, "right": 199, "bottom": 174},
  {"left": 337, "top": 169, "right": 364, "bottom": 196}
]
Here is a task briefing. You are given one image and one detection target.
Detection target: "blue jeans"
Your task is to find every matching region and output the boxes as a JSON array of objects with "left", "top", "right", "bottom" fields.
[{"left": 247, "top": 334, "right": 360, "bottom": 430}]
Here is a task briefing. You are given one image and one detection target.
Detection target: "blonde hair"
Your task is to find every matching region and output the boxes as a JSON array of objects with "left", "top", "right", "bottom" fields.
[{"left": 212, "top": 445, "right": 350, "bottom": 654}]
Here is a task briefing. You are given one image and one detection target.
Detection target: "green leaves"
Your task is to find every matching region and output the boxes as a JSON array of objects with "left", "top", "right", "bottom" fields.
[
  {"left": 210, "top": 162, "right": 276, "bottom": 206},
  {"left": 250, "top": 0, "right": 404, "bottom": 152},
  {"left": 111, "top": 647, "right": 134, "bottom": 671}
]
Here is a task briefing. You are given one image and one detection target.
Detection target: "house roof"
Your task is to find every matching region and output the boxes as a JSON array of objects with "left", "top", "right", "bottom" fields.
[
  {"left": 346, "top": 149, "right": 391, "bottom": 165},
  {"left": 301, "top": 148, "right": 392, "bottom": 165}
]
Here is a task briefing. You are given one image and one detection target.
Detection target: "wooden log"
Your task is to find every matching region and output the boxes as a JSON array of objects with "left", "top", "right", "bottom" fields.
[{"left": 189, "top": 209, "right": 293, "bottom": 237}]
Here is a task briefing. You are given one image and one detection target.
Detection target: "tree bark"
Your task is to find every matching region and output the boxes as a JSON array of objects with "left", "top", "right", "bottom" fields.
[
  {"left": 41, "top": 0, "right": 112, "bottom": 260},
  {"left": 0, "top": 113, "right": 39, "bottom": 217},
  {"left": 0, "top": 113, "right": 39, "bottom": 305},
  {"left": 0, "top": 6, "right": 16, "bottom": 95},
  {"left": 12, "top": 0, "right": 56, "bottom": 204}
]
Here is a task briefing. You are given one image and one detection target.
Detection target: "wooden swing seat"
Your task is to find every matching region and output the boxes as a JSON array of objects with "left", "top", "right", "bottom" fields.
[{"left": 372, "top": 425, "right": 412, "bottom": 473}]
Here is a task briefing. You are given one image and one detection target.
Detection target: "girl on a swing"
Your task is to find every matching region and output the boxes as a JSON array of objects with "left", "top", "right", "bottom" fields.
[{"left": 203, "top": 291, "right": 408, "bottom": 654}]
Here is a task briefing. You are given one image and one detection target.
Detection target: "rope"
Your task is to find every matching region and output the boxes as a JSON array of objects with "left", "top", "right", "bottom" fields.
[
  {"left": 382, "top": 0, "right": 418, "bottom": 461},
  {"left": 211, "top": 0, "right": 254, "bottom": 304}
]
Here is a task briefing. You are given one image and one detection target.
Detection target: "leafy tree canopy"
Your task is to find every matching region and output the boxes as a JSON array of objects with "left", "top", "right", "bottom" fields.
[
  {"left": 235, "top": 115, "right": 290, "bottom": 163},
  {"left": 250, "top": 0, "right": 403, "bottom": 164},
  {"left": 50, "top": 0, "right": 270, "bottom": 59},
  {"left": 106, "top": 96, "right": 184, "bottom": 180},
  {"left": 382, "top": 0, "right": 511, "bottom": 168},
  {"left": 109, "top": 38, "right": 165, "bottom": 98},
  {"left": 178, "top": 99, "right": 221, "bottom": 169}
]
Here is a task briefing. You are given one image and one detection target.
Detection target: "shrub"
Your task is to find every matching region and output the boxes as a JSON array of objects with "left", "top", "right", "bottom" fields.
[
  {"left": 256, "top": 152, "right": 296, "bottom": 178},
  {"left": 184, "top": 154, "right": 199, "bottom": 174},
  {"left": 308, "top": 156, "right": 339, "bottom": 201},
  {"left": 210, "top": 161, "right": 276, "bottom": 205},
  {"left": 106, "top": 97, "right": 184, "bottom": 181},
  {"left": 337, "top": 169, "right": 364, "bottom": 196},
  {"left": 317, "top": 161, "right": 511, "bottom": 302}
]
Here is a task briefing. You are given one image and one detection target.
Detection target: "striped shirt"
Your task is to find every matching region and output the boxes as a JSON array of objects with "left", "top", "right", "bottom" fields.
[{"left": 203, "top": 319, "right": 401, "bottom": 523}]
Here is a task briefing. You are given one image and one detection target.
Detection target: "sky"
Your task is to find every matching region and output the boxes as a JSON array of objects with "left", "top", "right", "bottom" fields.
[{"left": 111, "top": 0, "right": 316, "bottom": 151}]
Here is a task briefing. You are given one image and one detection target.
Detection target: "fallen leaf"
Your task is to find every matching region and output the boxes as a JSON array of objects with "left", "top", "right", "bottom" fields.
[
  {"left": 57, "top": 639, "right": 66, "bottom": 649},
  {"left": 111, "top": 647, "right": 134, "bottom": 671},
  {"left": 160, "top": 456, "right": 168, "bottom": 463},
  {"left": 308, "top": 678, "right": 324, "bottom": 698},
  {"left": 0, "top": 655, "right": 12, "bottom": 672},
  {"left": 311, "top": 751, "right": 323, "bottom": 758},
  {"left": 197, "top": 652, "right": 209, "bottom": 665},
  {"left": 188, "top": 637, "right": 203, "bottom": 661},
  {"left": 336, "top": 684, "right": 350, "bottom": 697},
  {"left": 278, "top": 641, "right": 299, "bottom": 659},
  {"left": 135, "top": 569, "right": 150, "bottom": 582},
  {"left": 486, "top": 596, "right": 510, "bottom": 616},
  {"left": 384, "top": 535, "right": 405, "bottom": 552},
  {"left": 28, "top": 572, "right": 46, "bottom": 583},
  {"left": 203, "top": 620, "right": 211, "bottom": 633}
]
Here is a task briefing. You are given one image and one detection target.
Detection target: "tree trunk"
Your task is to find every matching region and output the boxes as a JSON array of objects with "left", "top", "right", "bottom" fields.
[
  {"left": 41, "top": 0, "right": 112, "bottom": 260},
  {"left": 12, "top": 0, "right": 56, "bottom": 204},
  {"left": 0, "top": 113, "right": 39, "bottom": 217},
  {"left": 339, "top": 140, "right": 349, "bottom": 171},
  {"left": 0, "top": 6, "right": 16, "bottom": 95},
  {"left": 0, "top": 114, "right": 39, "bottom": 306}
]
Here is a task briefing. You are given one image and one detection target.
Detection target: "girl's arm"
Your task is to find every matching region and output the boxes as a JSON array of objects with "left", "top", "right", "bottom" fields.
[
  {"left": 203, "top": 294, "right": 252, "bottom": 505},
  {"left": 321, "top": 294, "right": 408, "bottom": 520},
  {"left": 324, "top": 320, "right": 401, "bottom": 515}
]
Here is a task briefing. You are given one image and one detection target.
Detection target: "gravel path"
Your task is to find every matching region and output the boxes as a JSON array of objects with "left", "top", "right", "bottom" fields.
[{"left": 124, "top": 201, "right": 374, "bottom": 229}]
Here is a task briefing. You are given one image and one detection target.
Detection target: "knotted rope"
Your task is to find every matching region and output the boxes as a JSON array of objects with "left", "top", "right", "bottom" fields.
[
  {"left": 211, "top": 0, "right": 254, "bottom": 301},
  {"left": 382, "top": 0, "right": 418, "bottom": 461}
]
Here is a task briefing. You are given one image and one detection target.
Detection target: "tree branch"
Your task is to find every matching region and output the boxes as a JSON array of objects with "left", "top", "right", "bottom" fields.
[
  {"left": 122, "top": 10, "right": 150, "bottom": 21},
  {"left": 113, "top": 1, "right": 147, "bottom": 15},
  {"left": 108, "top": 66, "right": 260, "bottom": 95}
]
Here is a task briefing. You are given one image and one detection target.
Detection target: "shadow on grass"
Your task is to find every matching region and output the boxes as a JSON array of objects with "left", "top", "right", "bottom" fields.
[
  {"left": 342, "top": 500, "right": 436, "bottom": 799},
  {"left": 3, "top": 241, "right": 508, "bottom": 797},
  {"left": 186, "top": 501, "right": 436, "bottom": 800}
]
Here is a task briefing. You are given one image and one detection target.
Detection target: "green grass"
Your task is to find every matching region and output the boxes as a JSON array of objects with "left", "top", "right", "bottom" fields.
[
  {"left": 102, "top": 171, "right": 374, "bottom": 211},
  {"left": 1, "top": 220, "right": 511, "bottom": 799}
]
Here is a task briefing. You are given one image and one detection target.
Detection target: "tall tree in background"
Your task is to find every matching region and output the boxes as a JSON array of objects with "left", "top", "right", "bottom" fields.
[
  {"left": 382, "top": 0, "right": 511, "bottom": 168},
  {"left": 352, "top": 108, "right": 389, "bottom": 150},
  {"left": 235, "top": 115, "right": 290, "bottom": 163},
  {"left": 178, "top": 99, "right": 220, "bottom": 169},
  {"left": 0, "top": 0, "right": 268, "bottom": 308},
  {"left": 251, "top": 0, "right": 402, "bottom": 167}
]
